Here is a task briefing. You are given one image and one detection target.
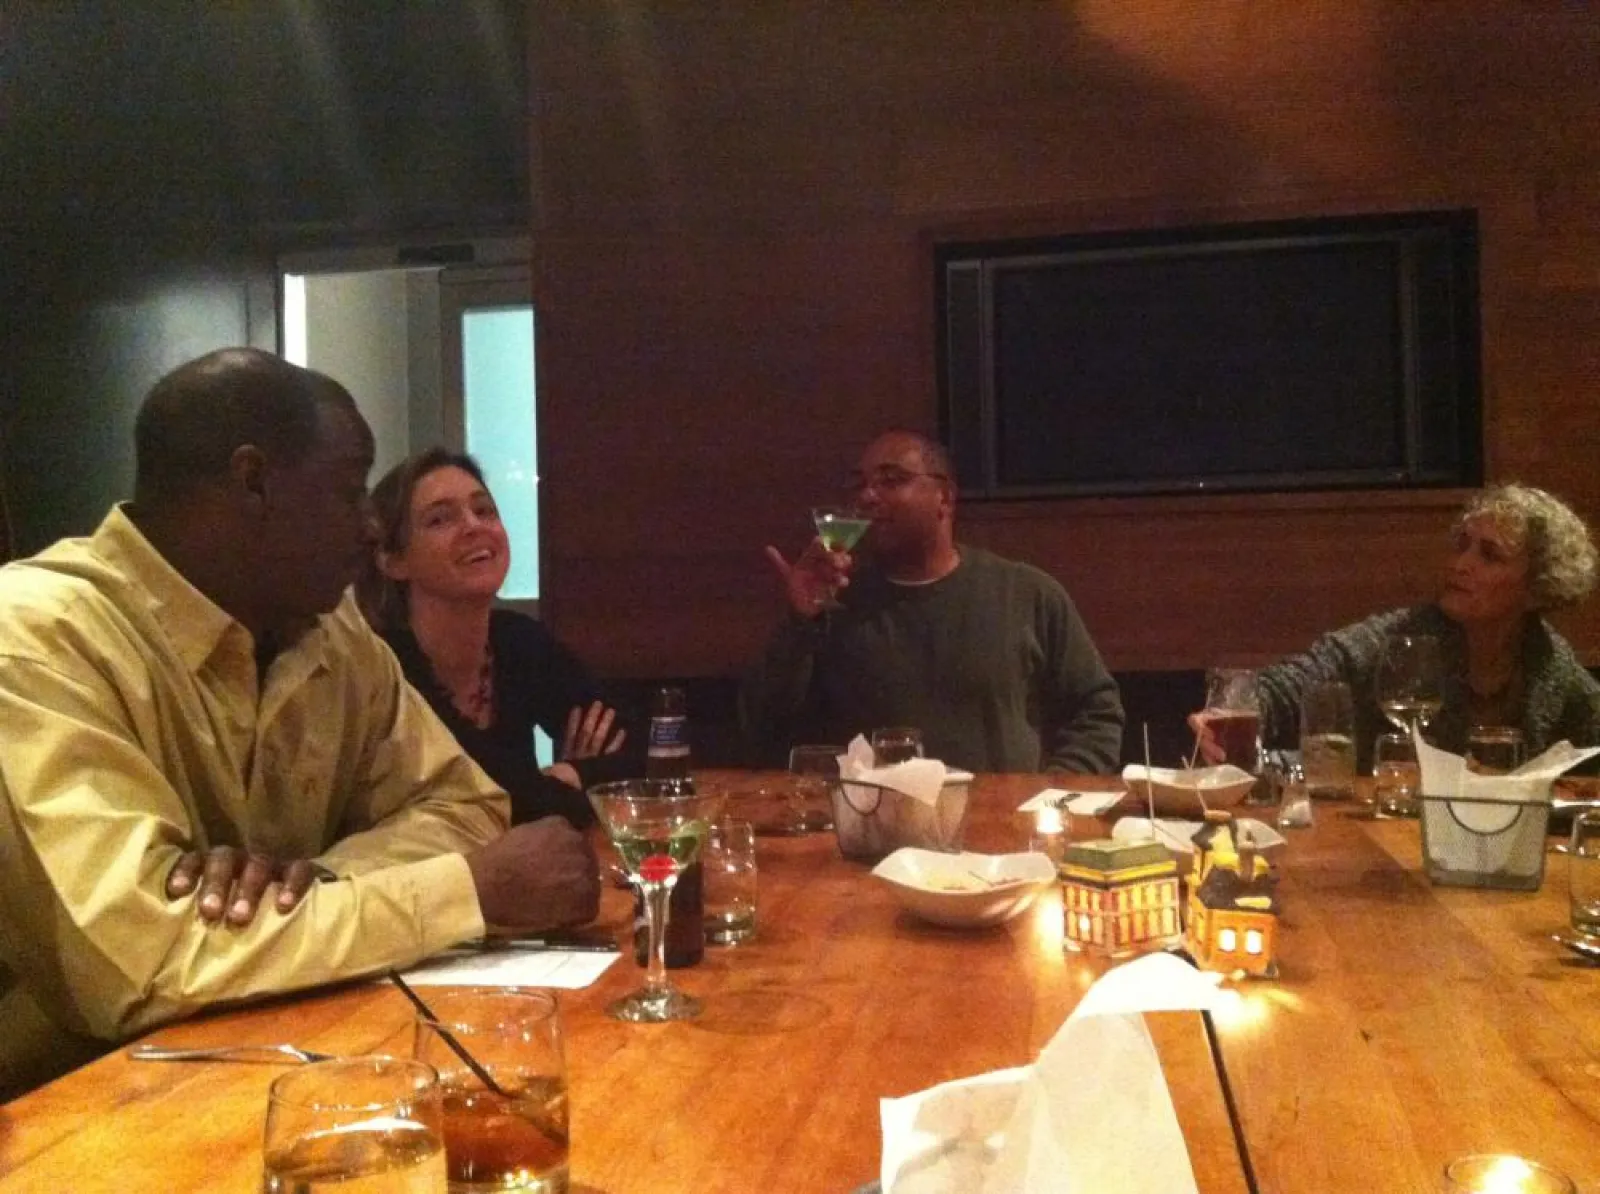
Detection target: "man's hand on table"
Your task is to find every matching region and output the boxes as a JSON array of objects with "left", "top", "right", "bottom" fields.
[
  {"left": 165, "top": 847, "right": 318, "bottom": 925},
  {"left": 169, "top": 817, "right": 602, "bottom": 932},
  {"left": 465, "top": 816, "right": 602, "bottom": 930}
]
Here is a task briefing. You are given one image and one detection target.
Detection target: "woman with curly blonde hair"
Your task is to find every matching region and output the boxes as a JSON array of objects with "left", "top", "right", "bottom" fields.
[{"left": 1191, "top": 483, "right": 1600, "bottom": 771}]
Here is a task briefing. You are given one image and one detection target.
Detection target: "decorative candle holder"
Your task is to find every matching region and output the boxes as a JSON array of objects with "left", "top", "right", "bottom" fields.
[
  {"left": 1185, "top": 811, "right": 1279, "bottom": 978},
  {"left": 1059, "top": 838, "right": 1180, "bottom": 957},
  {"left": 1442, "top": 1154, "right": 1575, "bottom": 1194}
]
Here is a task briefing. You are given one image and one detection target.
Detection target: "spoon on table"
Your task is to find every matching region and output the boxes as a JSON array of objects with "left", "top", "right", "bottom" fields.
[
  {"left": 128, "top": 1043, "right": 336, "bottom": 1064},
  {"left": 1551, "top": 933, "right": 1600, "bottom": 964}
]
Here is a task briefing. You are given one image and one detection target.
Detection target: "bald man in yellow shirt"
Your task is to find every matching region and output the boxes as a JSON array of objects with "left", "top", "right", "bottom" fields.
[{"left": 0, "top": 349, "right": 599, "bottom": 1100}]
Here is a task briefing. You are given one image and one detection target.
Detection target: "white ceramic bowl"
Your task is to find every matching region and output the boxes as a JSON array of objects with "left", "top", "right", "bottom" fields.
[
  {"left": 871, "top": 848, "right": 1056, "bottom": 928},
  {"left": 1120, "top": 764, "right": 1256, "bottom": 815}
]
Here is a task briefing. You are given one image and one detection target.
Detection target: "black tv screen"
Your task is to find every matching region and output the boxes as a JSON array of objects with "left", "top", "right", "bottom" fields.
[{"left": 939, "top": 211, "right": 1481, "bottom": 498}]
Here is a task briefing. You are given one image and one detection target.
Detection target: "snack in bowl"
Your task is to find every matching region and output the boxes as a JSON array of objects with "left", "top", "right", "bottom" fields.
[
  {"left": 872, "top": 848, "right": 1056, "bottom": 928},
  {"left": 1120, "top": 764, "right": 1257, "bottom": 816}
]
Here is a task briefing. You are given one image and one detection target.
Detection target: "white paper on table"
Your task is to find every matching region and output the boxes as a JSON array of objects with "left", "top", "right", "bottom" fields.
[
  {"left": 880, "top": 954, "right": 1226, "bottom": 1194},
  {"left": 1017, "top": 789, "right": 1123, "bottom": 817},
  {"left": 1112, "top": 816, "right": 1286, "bottom": 855},
  {"left": 395, "top": 947, "right": 620, "bottom": 989},
  {"left": 840, "top": 734, "right": 948, "bottom": 807}
]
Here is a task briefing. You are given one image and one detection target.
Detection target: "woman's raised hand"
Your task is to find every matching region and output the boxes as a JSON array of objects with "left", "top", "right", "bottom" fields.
[{"left": 561, "top": 700, "right": 626, "bottom": 761}]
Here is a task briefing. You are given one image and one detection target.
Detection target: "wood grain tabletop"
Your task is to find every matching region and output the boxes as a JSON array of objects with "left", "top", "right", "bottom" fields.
[{"left": 1, "top": 771, "right": 1593, "bottom": 1192}]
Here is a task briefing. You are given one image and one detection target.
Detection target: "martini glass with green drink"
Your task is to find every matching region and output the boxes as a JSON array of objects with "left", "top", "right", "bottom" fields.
[
  {"left": 588, "top": 779, "right": 725, "bottom": 1023},
  {"left": 810, "top": 505, "right": 871, "bottom": 609}
]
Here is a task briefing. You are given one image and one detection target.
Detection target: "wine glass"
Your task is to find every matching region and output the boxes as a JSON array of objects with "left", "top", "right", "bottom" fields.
[
  {"left": 810, "top": 505, "right": 871, "bottom": 609},
  {"left": 588, "top": 779, "right": 725, "bottom": 1023},
  {"left": 1376, "top": 633, "right": 1444, "bottom": 738}
]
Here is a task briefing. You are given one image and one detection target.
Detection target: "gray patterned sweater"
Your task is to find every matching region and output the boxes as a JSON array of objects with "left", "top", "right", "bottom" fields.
[{"left": 1257, "top": 604, "right": 1600, "bottom": 772}]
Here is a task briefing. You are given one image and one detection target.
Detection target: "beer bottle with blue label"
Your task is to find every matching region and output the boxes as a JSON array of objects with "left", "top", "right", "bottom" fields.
[{"left": 635, "top": 685, "right": 704, "bottom": 967}]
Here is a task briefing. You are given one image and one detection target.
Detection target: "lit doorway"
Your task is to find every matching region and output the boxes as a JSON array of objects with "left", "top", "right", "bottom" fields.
[{"left": 279, "top": 241, "right": 539, "bottom": 606}]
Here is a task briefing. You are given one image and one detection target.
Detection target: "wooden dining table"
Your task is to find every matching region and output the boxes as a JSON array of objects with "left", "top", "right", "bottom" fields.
[{"left": 1, "top": 771, "right": 1595, "bottom": 1193}]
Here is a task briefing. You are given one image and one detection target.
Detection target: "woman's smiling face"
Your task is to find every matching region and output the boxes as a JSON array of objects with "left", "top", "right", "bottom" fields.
[{"left": 381, "top": 465, "right": 510, "bottom": 602}]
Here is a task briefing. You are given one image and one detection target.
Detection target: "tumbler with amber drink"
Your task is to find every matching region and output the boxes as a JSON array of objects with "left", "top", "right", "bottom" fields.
[{"left": 413, "top": 988, "right": 570, "bottom": 1194}]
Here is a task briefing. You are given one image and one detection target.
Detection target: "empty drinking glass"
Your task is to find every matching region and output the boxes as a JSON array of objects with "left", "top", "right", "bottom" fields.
[
  {"left": 1373, "top": 731, "right": 1420, "bottom": 818},
  {"left": 786, "top": 744, "right": 841, "bottom": 834},
  {"left": 1570, "top": 809, "right": 1600, "bottom": 940},
  {"left": 869, "top": 727, "right": 924, "bottom": 766},
  {"left": 704, "top": 817, "right": 758, "bottom": 945}
]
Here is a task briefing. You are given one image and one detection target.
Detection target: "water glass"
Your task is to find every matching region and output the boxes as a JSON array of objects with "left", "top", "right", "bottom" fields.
[
  {"left": 705, "top": 817, "right": 758, "bottom": 945},
  {"left": 1570, "top": 809, "right": 1600, "bottom": 940},
  {"left": 1442, "top": 1154, "right": 1575, "bottom": 1193},
  {"left": 1466, "top": 725, "right": 1525, "bottom": 775},
  {"left": 412, "top": 988, "right": 570, "bottom": 1194},
  {"left": 1373, "top": 731, "right": 1420, "bottom": 818},
  {"left": 263, "top": 1057, "right": 447, "bottom": 1193},
  {"left": 786, "top": 743, "right": 841, "bottom": 833},
  {"left": 870, "top": 726, "right": 924, "bottom": 766},
  {"left": 1299, "top": 680, "right": 1356, "bottom": 799},
  {"left": 1203, "top": 667, "right": 1261, "bottom": 773}
]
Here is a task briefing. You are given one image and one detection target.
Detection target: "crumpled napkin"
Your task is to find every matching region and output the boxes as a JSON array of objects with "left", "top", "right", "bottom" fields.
[
  {"left": 841, "top": 735, "right": 948, "bottom": 807},
  {"left": 1415, "top": 732, "right": 1600, "bottom": 834},
  {"left": 1017, "top": 789, "right": 1123, "bottom": 817},
  {"left": 879, "top": 954, "right": 1226, "bottom": 1194}
]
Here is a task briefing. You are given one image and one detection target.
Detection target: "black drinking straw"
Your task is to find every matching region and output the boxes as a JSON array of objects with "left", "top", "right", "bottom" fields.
[{"left": 387, "top": 970, "right": 511, "bottom": 1099}]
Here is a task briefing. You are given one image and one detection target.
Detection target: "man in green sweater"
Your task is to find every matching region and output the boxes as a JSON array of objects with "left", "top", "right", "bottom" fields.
[{"left": 741, "top": 430, "right": 1124, "bottom": 774}]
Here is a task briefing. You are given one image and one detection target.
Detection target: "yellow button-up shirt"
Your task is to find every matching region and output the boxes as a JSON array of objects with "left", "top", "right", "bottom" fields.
[{"left": 0, "top": 507, "right": 508, "bottom": 1094}]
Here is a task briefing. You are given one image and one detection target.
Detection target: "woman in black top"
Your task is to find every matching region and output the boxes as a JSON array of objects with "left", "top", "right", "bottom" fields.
[{"left": 359, "top": 448, "right": 634, "bottom": 826}]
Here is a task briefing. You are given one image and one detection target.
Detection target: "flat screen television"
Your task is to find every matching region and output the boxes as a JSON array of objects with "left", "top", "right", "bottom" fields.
[{"left": 938, "top": 210, "right": 1481, "bottom": 499}]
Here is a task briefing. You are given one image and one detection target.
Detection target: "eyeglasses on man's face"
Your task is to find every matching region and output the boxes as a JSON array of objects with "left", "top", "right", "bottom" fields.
[{"left": 843, "top": 466, "right": 950, "bottom": 497}]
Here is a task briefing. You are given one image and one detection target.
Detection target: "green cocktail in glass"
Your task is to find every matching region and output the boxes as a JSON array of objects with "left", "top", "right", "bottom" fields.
[
  {"left": 810, "top": 506, "right": 870, "bottom": 609},
  {"left": 811, "top": 506, "right": 871, "bottom": 553},
  {"left": 588, "top": 779, "right": 725, "bottom": 1023}
]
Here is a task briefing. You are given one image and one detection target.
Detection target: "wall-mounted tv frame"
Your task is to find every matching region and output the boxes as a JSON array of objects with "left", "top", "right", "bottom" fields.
[{"left": 938, "top": 210, "right": 1482, "bottom": 499}]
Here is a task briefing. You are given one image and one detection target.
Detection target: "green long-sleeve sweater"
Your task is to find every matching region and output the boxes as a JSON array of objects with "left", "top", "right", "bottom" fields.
[{"left": 740, "top": 546, "right": 1124, "bottom": 774}]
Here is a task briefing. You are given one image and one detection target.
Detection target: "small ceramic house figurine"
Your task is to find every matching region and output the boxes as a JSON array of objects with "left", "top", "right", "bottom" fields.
[
  {"left": 1186, "top": 810, "right": 1279, "bottom": 977},
  {"left": 1060, "top": 838, "right": 1181, "bottom": 956}
]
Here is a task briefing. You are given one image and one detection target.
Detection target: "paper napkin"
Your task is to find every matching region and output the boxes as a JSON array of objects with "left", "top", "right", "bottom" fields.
[
  {"left": 1017, "top": 789, "right": 1124, "bottom": 817},
  {"left": 841, "top": 735, "right": 948, "bottom": 807},
  {"left": 879, "top": 953, "right": 1226, "bottom": 1194},
  {"left": 1415, "top": 732, "right": 1600, "bottom": 831}
]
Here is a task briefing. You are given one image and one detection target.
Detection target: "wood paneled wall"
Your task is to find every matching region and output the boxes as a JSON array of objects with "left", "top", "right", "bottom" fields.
[{"left": 529, "top": 2, "right": 1600, "bottom": 678}]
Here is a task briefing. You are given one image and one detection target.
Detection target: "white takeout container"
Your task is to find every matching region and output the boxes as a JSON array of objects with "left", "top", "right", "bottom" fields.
[
  {"left": 1120, "top": 764, "right": 1256, "bottom": 815},
  {"left": 872, "top": 848, "right": 1056, "bottom": 928}
]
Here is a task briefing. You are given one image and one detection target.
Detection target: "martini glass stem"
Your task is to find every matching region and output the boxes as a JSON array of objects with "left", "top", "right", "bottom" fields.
[{"left": 642, "top": 877, "right": 676, "bottom": 998}]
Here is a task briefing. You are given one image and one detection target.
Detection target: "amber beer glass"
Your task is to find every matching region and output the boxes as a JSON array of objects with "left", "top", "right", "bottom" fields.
[
  {"left": 413, "top": 988, "right": 570, "bottom": 1194},
  {"left": 1204, "top": 668, "right": 1261, "bottom": 773}
]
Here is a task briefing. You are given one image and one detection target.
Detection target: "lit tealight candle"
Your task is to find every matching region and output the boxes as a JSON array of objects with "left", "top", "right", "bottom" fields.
[
  {"left": 1443, "top": 1154, "right": 1575, "bottom": 1194},
  {"left": 1035, "top": 806, "right": 1064, "bottom": 837}
]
